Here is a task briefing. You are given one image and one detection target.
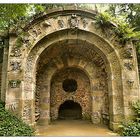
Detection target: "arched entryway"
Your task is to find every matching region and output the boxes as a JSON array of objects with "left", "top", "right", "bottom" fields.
[
  {"left": 5, "top": 6, "right": 140, "bottom": 133},
  {"left": 58, "top": 100, "right": 82, "bottom": 120},
  {"left": 50, "top": 67, "right": 92, "bottom": 121}
]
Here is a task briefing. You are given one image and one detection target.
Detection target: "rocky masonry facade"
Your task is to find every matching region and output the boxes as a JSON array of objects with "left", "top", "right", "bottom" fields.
[
  {"left": 35, "top": 42, "right": 109, "bottom": 125},
  {"left": 50, "top": 67, "right": 92, "bottom": 120},
  {"left": 0, "top": 6, "right": 140, "bottom": 131}
]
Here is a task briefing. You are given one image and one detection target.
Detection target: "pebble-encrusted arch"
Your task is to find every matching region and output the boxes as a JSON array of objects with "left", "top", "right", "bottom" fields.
[
  {"left": 49, "top": 66, "right": 92, "bottom": 120},
  {"left": 23, "top": 28, "right": 123, "bottom": 128},
  {"left": 17, "top": 7, "right": 124, "bottom": 129}
]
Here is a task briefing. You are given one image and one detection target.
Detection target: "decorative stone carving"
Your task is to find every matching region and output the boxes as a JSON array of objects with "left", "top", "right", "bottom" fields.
[
  {"left": 31, "top": 27, "right": 38, "bottom": 37},
  {"left": 10, "top": 61, "right": 21, "bottom": 71},
  {"left": 68, "top": 14, "right": 79, "bottom": 29},
  {"left": 26, "top": 56, "right": 33, "bottom": 73},
  {"left": 8, "top": 102, "right": 18, "bottom": 112},
  {"left": 9, "top": 80, "right": 21, "bottom": 88},
  {"left": 29, "top": 26, "right": 42, "bottom": 38},
  {"left": 42, "top": 20, "right": 51, "bottom": 27},
  {"left": 93, "top": 80, "right": 106, "bottom": 90},
  {"left": 33, "top": 27, "right": 41, "bottom": 37},
  {"left": 101, "top": 112, "right": 109, "bottom": 125},
  {"left": 92, "top": 112, "right": 101, "bottom": 124},
  {"left": 58, "top": 19, "right": 64, "bottom": 28},
  {"left": 124, "top": 62, "right": 133, "bottom": 70},
  {"left": 35, "top": 87, "right": 40, "bottom": 121},
  {"left": 127, "top": 80, "right": 134, "bottom": 88},
  {"left": 22, "top": 100, "right": 31, "bottom": 122},
  {"left": 99, "top": 81, "right": 106, "bottom": 90},
  {"left": 123, "top": 48, "right": 133, "bottom": 59},
  {"left": 37, "top": 28, "right": 42, "bottom": 35},
  {"left": 10, "top": 47, "right": 22, "bottom": 57},
  {"left": 82, "top": 18, "right": 88, "bottom": 28},
  {"left": 22, "top": 36, "right": 30, "bottom": 44}
]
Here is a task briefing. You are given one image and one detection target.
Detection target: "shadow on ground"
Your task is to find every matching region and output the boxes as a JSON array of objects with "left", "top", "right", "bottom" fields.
[{"left": 35, "top": 120, "right": 118, "bottom": 136}]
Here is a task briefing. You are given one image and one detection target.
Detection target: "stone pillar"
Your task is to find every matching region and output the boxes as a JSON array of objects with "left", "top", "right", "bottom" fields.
[
  {"left": 107, "top": 52, "right": 124, "bottom": 131},
  {"left": 122, "top": 42, "right": 140, "bottom": 121},
  {"left": 5, "top": 35, "right": 23, "bottom": 118},
  {"left": 1, "top": 38, "right": 9, "bottom": 102},
  {"left": 22, "top": 67, "right": 36, "bottom": 126}
]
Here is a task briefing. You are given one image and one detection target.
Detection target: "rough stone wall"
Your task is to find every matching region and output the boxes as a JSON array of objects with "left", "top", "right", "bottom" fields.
[
  {"left": 50, "top": 67, "right": 91, "bottom": 120},
  {"left": 36, "top": 47, "right": 109, "bottom": 125},
  {"left": 34, "top": 41, "right": 110, "bottom": 125}
]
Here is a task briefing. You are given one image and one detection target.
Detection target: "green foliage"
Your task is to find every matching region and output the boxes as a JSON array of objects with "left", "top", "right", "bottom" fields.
[
  {"left": 132, "top": 100, "right": 140, "bottom": 121},
  {"left": 9, "top": 80, "right": 21, "bottom": 85},
  {"left": 108, "top": 4, "right": 140, "bottom": 31},
  {"left": 95, "top": 11, "right": 140, "bottom": 44},
  {"left": 42, "top": 4, "right": 64, "bottom": 9},
  {"left": 16, "top": 37, "right": 23, "bottom": 48},
  {"left": 0, "top": 4, "right": 46, "bottom": 34},
  {"left": 0, "top": 4, "right": 30, "bottom": 31},
  {"left": 107, "top": 4, "right": 140, "bottom": 74},
  {"left": 119, "top": 100, "right": 140, "bottom": 136},
  {"left": 0, "top": 100, "right": 5, "bottom": 108},
  {"left": 95, "top": 12, "right": 113, "bottom": 29},
  {"left": 119, "top": 122, "right": 140, "bottom": 136},
  {"left": 114, "top": 22, "right": 137, "bottom": 44},
  {"left": 0, "top": 100, "right": 34, "bottom": 136},
  {"left": 42, "top": 3, "right": 95, "bottom": 10}
]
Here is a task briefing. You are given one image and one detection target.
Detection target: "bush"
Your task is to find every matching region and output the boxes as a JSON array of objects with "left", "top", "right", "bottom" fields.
[
  {"left": 119, "top": 100, "right": 140, "bottom": 136},
  {"left": 95, "top": 12, "right": 113, "bottom": 29},
  {"left": 95, "top": 12, "right": 140, "bottom": 45},
  {"left": 119, "top": 122, "right": 140, "bottom": 136},
  {"left": 132, "top": 99, "right": 140, "bottom": 119},
  {"left": 0, "top": 100, "right": 34, "bottom": 136}
]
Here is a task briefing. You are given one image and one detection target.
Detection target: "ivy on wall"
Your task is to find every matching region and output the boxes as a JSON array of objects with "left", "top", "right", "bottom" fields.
[
  {"left": 0, "top": 100, "right": 34, "bottom": 136},
  {"left": 119, "top": 100, "right": 140, "bottom": 136}
]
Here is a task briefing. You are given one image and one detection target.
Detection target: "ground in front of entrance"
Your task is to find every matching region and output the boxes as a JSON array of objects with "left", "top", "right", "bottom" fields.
[{"left": 35, "top": 120, "right": 118, "bottom": 136}]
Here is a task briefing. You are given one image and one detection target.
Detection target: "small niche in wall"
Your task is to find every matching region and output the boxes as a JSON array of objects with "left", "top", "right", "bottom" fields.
[{"left": 62, "top": 79, "right": 77, "bottom": 92}]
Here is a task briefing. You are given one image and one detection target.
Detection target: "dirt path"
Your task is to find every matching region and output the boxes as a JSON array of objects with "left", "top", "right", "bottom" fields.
[{"left": 36, "top": 120, "right": 118, "bottom": 136}]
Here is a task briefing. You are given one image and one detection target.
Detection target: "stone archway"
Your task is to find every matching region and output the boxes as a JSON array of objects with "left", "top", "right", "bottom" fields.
[
  {"left": 28, "top": 33, "right": 116, "bottom": 128},
  {"left": 8, "top": 30, "right": 123, "bottom": 130},
  {"left": 5, "top": 6, "right": 140, "bottom": 132},
  {"left": 58, "top": 100, "right": 82, "bottom": 120},
  {"left": 22, "top": 31, "right": 123, "bottom": 130}
]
